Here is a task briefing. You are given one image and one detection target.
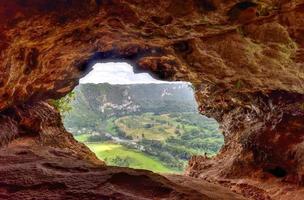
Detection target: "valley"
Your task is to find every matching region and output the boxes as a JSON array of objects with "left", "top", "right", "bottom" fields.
[{"left": 64, "top": 83, "right": 223, "bottom": 173}]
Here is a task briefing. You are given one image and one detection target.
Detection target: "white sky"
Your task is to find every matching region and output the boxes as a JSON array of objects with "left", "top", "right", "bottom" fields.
[{"left": 80, "top": 62, "right": 171, "bottom": 84}]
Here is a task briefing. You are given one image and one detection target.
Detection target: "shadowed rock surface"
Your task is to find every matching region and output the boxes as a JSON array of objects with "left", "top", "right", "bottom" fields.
[
  {"left": 0, "top": 0, "right": 303, "bottom": 199},
  {"left": 0, "top": 142, "right": 248, "bottom": 200},
  {"left": 0, "top": 102, "right": 245, "bottom": 200}
]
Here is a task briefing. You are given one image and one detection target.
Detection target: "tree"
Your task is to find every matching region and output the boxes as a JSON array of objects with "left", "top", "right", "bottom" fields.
[
  {"left": 49, "top": 92, "right": 75, "bottom": 118},
  {"left": 87, "top": 134, "right": 111, "bottom": 142}
]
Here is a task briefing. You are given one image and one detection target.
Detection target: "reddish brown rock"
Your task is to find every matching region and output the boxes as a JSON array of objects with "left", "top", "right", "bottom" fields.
[
  {"left": 0, "top": 0, "right": 303, "bottom": 199},
  {"left": 0, "top": 142, "right": 248, "bottom": 200},
  {"left": 188, "top": 91, "right": 304, "bottom": 199},
  {"left": 0, "top": 101, "right": 246, "bottom": 200},
  {"left": 0, "top": 101, "right": 102, "bottom": 165},
  {"left": 0, "top": 0, "right": 303, "bottom": 110}
]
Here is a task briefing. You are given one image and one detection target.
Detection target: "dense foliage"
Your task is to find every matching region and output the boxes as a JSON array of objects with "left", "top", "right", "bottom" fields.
[{"left": 50, "top": 92, "right": 75, "bottom": 117}]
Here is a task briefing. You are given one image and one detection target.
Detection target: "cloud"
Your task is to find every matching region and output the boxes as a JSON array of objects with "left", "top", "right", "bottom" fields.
[{"left": 80, "top": 62, "right": 170, "bottom": 84}]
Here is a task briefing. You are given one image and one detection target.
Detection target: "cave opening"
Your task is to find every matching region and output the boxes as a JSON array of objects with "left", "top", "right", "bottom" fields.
[{"left": 58, "top": 62, "right": 223, "bottom": 173}]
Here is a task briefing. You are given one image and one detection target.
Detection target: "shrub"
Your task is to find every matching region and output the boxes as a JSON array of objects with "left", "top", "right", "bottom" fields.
[{"left": 49, "top": 92, "right": 75, "bottom": 118}]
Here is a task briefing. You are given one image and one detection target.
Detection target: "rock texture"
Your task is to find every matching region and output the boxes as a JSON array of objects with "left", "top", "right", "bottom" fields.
[
  {"left": 0, "top": 0, "right": 304, "bottom": 199},
  {"left": 0, "top": 101, "right": 102, "bottom": 164},
  {"left": 0, "top": 102, "right": 245, "bottom": 200},
  {"left": 0, "top": 0, "right": 303, "bottom": 109}
]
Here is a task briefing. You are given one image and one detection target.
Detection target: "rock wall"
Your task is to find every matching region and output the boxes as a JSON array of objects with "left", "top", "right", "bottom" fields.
[
  {"left": 188, "top": 91, "right": 304, "bottom": 199},
  {"left": 0, "top": 0, "right": 303, "bottom": 110},
  {"left": 0, "top": 0, "right": 304, "bottom": 199},
  {"left": 0, "top": 101, "right": 102, "bottom": 165}
]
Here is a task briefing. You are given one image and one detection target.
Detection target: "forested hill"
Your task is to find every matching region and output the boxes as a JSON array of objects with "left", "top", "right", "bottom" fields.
[
  {"left": 69, "top": 83, "right": 197, "bottom": 115},
  {"left": 64, "top": 83, "right": 199, "bottom": 128}
]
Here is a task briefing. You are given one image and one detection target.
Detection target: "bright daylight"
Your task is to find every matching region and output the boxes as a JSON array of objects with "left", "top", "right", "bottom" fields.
[{"left": 54, "top": 62, "right": 224, "bottom": 173}]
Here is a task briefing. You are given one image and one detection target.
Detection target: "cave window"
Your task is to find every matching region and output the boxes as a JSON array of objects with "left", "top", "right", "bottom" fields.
[{"left": 60, "top": 62, "right": 223, "bottom": 173}]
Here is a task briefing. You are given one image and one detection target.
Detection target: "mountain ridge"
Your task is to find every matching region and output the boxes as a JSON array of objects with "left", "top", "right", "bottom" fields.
[{"left": 64, "top": 83, "right": 199, "bottom": 129}]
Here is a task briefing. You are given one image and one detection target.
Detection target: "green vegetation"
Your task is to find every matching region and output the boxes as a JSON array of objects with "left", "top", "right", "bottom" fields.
[
  {"left": 114, "top": 113, "right": 222, "bottom": 156},
  {"left": 115, "top": 113, "right": 178, "bottom": 141},
  {"left": 82, "top": 143, "right": 176, "bottom": 173},
  {"left": 72, "top": 112, "right": 222, "bottom": 172},
  {"left": 74, "top": 134, "right": 90, "bottom": 143},
  {"left": 120, "top": 113, "right": 222, "bottom": 170},
  {"left": 50, "top": 92, "right": 75, "bottom": 117},
  {"left": 62, "top": 83, "right": 224, "bottom": 173},
  {"left": 64, "top": 83, "right": 198, "bottom": 130}
]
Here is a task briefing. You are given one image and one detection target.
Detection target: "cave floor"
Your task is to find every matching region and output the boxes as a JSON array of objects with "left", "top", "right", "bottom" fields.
[{"left": 0, "top": 137, "right": 246, "bottom": 200}]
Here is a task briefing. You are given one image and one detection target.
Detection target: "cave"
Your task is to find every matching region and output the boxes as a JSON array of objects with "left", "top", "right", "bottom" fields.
[{"left": 0, "top": 0, "right": 303, "bottom": 200}]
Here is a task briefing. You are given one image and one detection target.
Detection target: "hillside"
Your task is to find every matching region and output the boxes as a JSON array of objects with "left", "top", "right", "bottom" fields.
[
  {"left": 64, "top": 83, "right": 198, "bottom": 130},
  {"left": 64, "top": 83, "right": 223, "bottom": 172}
]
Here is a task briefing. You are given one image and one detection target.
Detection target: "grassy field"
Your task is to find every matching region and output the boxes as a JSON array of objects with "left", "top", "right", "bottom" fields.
[
  {"left": 72, "top": 112, "right": 222, "bottom": 173},
  {"left": 74, "top": 134, "right": 90, "bottom": 142},
  {"left": 78, "top": 141, "right": 177, "bottom": 173}
]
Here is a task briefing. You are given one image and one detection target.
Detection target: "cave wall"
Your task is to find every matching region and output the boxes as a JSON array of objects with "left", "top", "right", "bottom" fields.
[
  {"left": 0, "top": 0, "right": 303, "bottom": 110},
  {"left": 0, "top": 0, "right": 304, "bottom": 198},
  {"left": 189, "top": 91, "right": 304, "bottom": 183},
  {"left": 0, "top": 101, "right": 102, "bottom": 165}
]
